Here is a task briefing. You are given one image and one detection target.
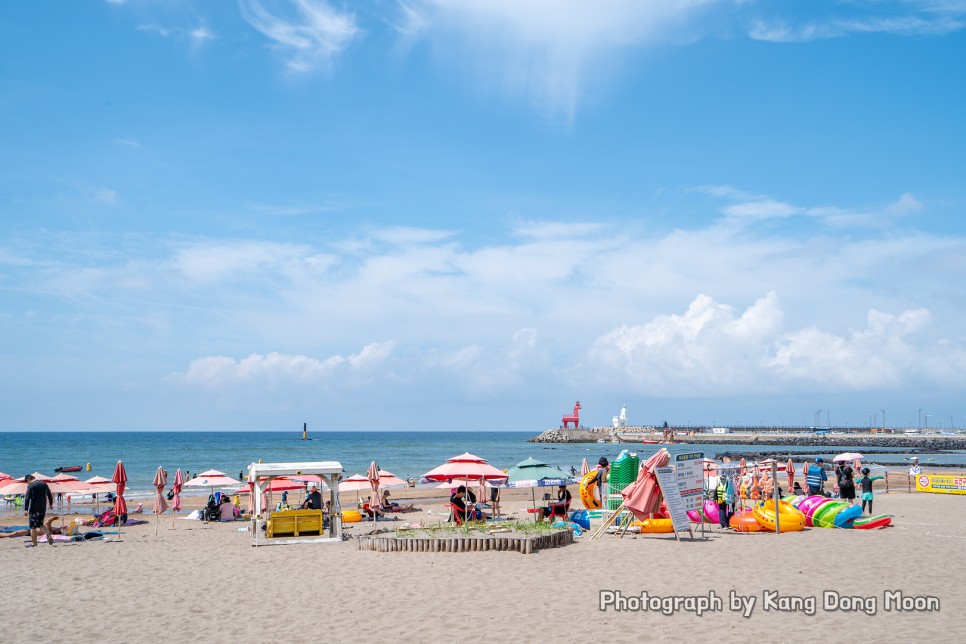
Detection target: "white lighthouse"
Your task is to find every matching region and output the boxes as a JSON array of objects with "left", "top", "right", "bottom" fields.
[{"left": 612, "top": 404, "right": 628, "bottom": 429}]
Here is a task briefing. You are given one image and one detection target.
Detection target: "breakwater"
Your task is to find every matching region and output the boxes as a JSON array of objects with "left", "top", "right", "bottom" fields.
[{"left": 529, "top": 428, "right": 966, "bottom": 452}]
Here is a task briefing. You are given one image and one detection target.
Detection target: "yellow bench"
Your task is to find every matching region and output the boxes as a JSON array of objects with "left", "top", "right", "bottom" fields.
[{"left": 266, "top": 509, "right": 324, "bottom": 538}]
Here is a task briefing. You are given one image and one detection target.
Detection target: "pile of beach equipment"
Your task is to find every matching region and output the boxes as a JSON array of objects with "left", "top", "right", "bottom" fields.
[{"left": 576, "top": 450, "right": 893, "bottom": 534}]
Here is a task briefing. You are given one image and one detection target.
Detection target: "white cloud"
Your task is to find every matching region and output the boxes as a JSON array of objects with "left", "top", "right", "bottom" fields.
[
  {"left": 93, "top": 188, "right": 118, "bottom": 206},
  {"left": 239, "top": 0, "right": 360, "bottom": 73},
  {"left": 190, "top": 27, "right": 216, "bottom": 42},
  {"left": 887, "top": 192, "right": 924, "bottom": 215},
  {"left": 724, "top": 199, "right": 802, "bottom": 220},
  {"left": 174, "top": 342, "right": 395, "bottom": 388},
  {"left": 399, "top": 0, "right": 722, "bottom": 121},
  {"left": 588, "top": 293, "right": 966, "bottom": 396},
  {"left": 748, "top": 2, "right": 966, "bottom": 43}
]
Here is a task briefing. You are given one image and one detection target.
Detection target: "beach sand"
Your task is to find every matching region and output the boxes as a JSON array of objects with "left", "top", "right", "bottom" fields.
[{"left": 1, "top": 488, "right": 963, "bottom": 643}]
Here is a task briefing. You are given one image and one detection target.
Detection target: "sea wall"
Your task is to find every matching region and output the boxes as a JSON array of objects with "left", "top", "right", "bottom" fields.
[{"left": 529, "top": 428, "right": 966, "bottom": 451}]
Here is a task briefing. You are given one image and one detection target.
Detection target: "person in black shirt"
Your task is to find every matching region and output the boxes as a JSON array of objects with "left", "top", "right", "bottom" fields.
[
  {"left": 23, "top": 474, "right": 55, "bottom": 547},
  {"left": 538, "top": 485, "right": 572, "bottom": 522},
  {"left": 303, "top": 485, "right": 323, "bottom": 510}
]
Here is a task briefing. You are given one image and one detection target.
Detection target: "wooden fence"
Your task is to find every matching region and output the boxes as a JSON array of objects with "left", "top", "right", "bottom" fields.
[{"left": 356, "top": 529, "right": 573, "bottom": 554}]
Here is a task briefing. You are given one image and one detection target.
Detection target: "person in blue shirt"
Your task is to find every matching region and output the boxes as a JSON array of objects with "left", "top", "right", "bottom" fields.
[{"left": 806, "top": 458, "right": 828, "bottom": 496}]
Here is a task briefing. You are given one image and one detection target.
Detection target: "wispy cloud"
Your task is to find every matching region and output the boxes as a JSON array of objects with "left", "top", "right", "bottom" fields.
[
  {"left": 748, "top": 1, "right": 966, "bottom": 43},
  {"left": 239, "top": 0, "right": 360, "bottom": 73},
  {"left": 396, "top": 0, "right": 723, "bottom": 122}
]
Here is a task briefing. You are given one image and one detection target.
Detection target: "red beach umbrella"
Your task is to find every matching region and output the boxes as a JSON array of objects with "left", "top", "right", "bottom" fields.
[
  {"left": 171, "top": 469, "right": 184, "bottom": 528},
  {"left": 153, "top": 467, "right": 168, "bottom": 536},
  {"left": 580, "top": 458, "right": 590, "bottom": 477},
  {"left": 422, "top": 453, "right": 508, "bottom": 482},
  {"left": 112, "top": 461, "right": 128, "bottom": 540},
  {"left": 786, "top": 459, "right": 795, "bottom": 492},
  {"left": 621, "top": 448, "right": 671, "bottom": 520}
]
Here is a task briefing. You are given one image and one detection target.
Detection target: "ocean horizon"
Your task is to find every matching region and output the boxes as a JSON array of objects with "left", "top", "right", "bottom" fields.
[{"left": 3, "top": 430, "right": 964, "bottom": 496}]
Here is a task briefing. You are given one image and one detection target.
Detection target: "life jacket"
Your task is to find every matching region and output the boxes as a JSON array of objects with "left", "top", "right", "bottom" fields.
[{"left": 715, "top": 480, "right": 727, "bottom": 503}]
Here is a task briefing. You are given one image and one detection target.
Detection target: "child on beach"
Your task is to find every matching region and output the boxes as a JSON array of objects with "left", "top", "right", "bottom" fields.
[{"left": 858, "top": 468, "right": 884, "bottom": 515}]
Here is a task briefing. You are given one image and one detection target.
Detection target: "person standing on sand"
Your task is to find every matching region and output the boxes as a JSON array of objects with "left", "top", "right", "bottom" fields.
[
  {"left": 908, "top": 457, "right": 922, "bottom": 476},
  {"left": 23, "top": 474, "right": 55, "bottom": 548},
  {"left": 806, "top": 458, "right": 828, "bottom": 496}
]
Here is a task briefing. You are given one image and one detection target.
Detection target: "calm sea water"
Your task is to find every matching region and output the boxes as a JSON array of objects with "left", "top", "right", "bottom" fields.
[{"left": 2, "top": 431, "right": 962, "bottom": 495}]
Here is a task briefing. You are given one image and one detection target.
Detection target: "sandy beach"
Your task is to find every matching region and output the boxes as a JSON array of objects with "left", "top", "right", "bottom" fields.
[{"left": 1, "top": 485, "right": 964, "bottom": 643}]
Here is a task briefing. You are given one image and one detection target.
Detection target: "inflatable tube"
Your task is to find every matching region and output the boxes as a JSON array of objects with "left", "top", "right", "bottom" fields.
[
  {"left": 833, "top": 504, "right": 862, "bottom": 529},
  {"left": 854, "top": 514, "right": 892, "bottom": 530},
  {"left": 729, "top": 509, "right": 763, "bottom": 532},
  {"left": 702, "top": 499, "right": 720, "bottom": 524},
  {"left": 812, "top": 501, "right": 848, "bottom": 528},
  {"left": 632, "top": 518, "right": 675, "bottom": 533},
  {"left": 579, "top": 471, "right": 601, "bottom": 510},
  {"left": 341, "top": 510, "right": 362, "bottom": 523},
  {"left": 687, "top": 509, "right": 703, "bottom": 523},
  {"left": 753, "top": 500, "right": 806, "bottom": 532},
  {"left": 797, "top": 496, "right": 833, "bottom": 526}
]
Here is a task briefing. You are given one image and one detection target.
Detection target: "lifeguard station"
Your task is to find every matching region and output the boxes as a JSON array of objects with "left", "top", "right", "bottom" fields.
[{"left": 248, "top": 461, "right": 344, "bottom": 546}]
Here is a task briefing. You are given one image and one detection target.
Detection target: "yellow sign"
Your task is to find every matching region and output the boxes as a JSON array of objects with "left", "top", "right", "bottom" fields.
[{"left": 915, "top": 473, "right": 966, "bottom": 495}]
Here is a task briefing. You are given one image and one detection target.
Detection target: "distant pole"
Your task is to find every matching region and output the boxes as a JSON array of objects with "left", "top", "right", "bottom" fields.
[
  {"left": 882, "top": 409, "right": 886, "bottom": 429},
  {"left": 919, "top": 409, "right": 923, "bottom": 428}
]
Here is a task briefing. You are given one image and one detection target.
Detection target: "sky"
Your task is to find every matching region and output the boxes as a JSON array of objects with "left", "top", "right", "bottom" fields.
[{"left": 1, "top": 0, "right": 965, "bottom": 432}]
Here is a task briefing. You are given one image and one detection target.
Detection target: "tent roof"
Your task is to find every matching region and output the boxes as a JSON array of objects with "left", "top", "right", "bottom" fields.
[{"left": 248, "top": 461, "right": 343, "bottom": 479}]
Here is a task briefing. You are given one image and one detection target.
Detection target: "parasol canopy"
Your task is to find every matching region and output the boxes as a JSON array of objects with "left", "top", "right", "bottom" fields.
[
  {"left": 112, "top": 461, "right": 128, "bottom": 518},
  {"left": 833, "top": 452, "right": 864, "bottom": 462},
  {"left": 580, "top": 458, "right": 590, "bottom": 477},
  {"left": 153, "top": 467, "right": 168, "bottom": 515},
  {"left": 184, "top": 470, "right": 242, "bottom": 489},
  {"left": 367, "top": 461, "right": 381, "bottom": 513},
  {"left": 422, "top": 453, "right": 508, "bottom": 482},
  {"left": 504, "top": 457, "right": 571, "bottom": 488},
  {"left": 171, "top": 468, "right": 185, "bottom": 514},
  {"left": 621, "top": 448, "right": 671, "bottom": 520}
]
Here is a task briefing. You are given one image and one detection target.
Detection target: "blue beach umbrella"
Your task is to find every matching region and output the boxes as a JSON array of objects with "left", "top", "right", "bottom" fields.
[{"left": 504, "top": 457, "right": 574, "bottom": 519}]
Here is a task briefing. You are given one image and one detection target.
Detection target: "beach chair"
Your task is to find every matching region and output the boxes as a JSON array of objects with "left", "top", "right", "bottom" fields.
[
  {"left": 547, "top": 500, "right": 571, "bottom": 522},
  {"left": 448, "top": 503, "right": 467, "bottom": 526}
]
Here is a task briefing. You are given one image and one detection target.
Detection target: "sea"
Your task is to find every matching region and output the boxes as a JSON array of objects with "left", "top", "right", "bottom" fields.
[{"left": 2, "top": 430, "right": 964, "bottom": 498}]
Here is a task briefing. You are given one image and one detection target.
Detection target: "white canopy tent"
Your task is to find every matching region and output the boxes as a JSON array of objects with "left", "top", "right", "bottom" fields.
[{"left": 248, "top": 461, "right": 344, "bottom": 546}]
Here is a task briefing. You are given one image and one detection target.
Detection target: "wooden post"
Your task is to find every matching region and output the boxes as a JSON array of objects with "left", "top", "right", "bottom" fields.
[{"left": 772, "top": 461, "right": 781, "bottom": 535}]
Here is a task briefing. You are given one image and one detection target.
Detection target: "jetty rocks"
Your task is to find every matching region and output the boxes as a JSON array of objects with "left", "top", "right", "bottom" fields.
[{"left": 529, "top": 428, "right": 966, "bottom": 451}]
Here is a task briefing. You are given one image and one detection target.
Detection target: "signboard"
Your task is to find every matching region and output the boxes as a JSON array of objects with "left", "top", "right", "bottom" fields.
[
  {"left": 915, "top": 472, "right": 966, "bottom": 495},
  {"left": 674, "top": 452, "right": 704, "bottom": 511},
  {"left": 654, "top": 466, "right": 691, "bottom": 533}
]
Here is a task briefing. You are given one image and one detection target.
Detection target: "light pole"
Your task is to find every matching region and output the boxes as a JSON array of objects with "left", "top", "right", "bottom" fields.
[
  {"left": 925, "top": 414, "right": 930, "bottom": 429},
  {"left": 919, "top": 408, "right": 923, "bottom": 429},
  {"left": 881, "top": 409, "right": 886, "bottom": 429}
]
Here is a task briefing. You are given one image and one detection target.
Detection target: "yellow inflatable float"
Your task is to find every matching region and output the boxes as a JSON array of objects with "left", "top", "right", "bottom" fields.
[
  {"left": 580, "top": 470, "right": 601, "bottom": 510},
  {"left": 631, "top": 518, "right": 674, "bottom": 533},
  {"left": 341, "top": 510, "right": 362, "bottom": 523},
  {"left": 752, "top": 500, "right": 806, "bottom": 532}
]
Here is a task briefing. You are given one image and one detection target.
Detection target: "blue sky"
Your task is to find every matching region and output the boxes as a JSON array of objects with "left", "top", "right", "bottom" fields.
[{"left": 2, "top": 0, "right": 965, "bottom": 431}]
